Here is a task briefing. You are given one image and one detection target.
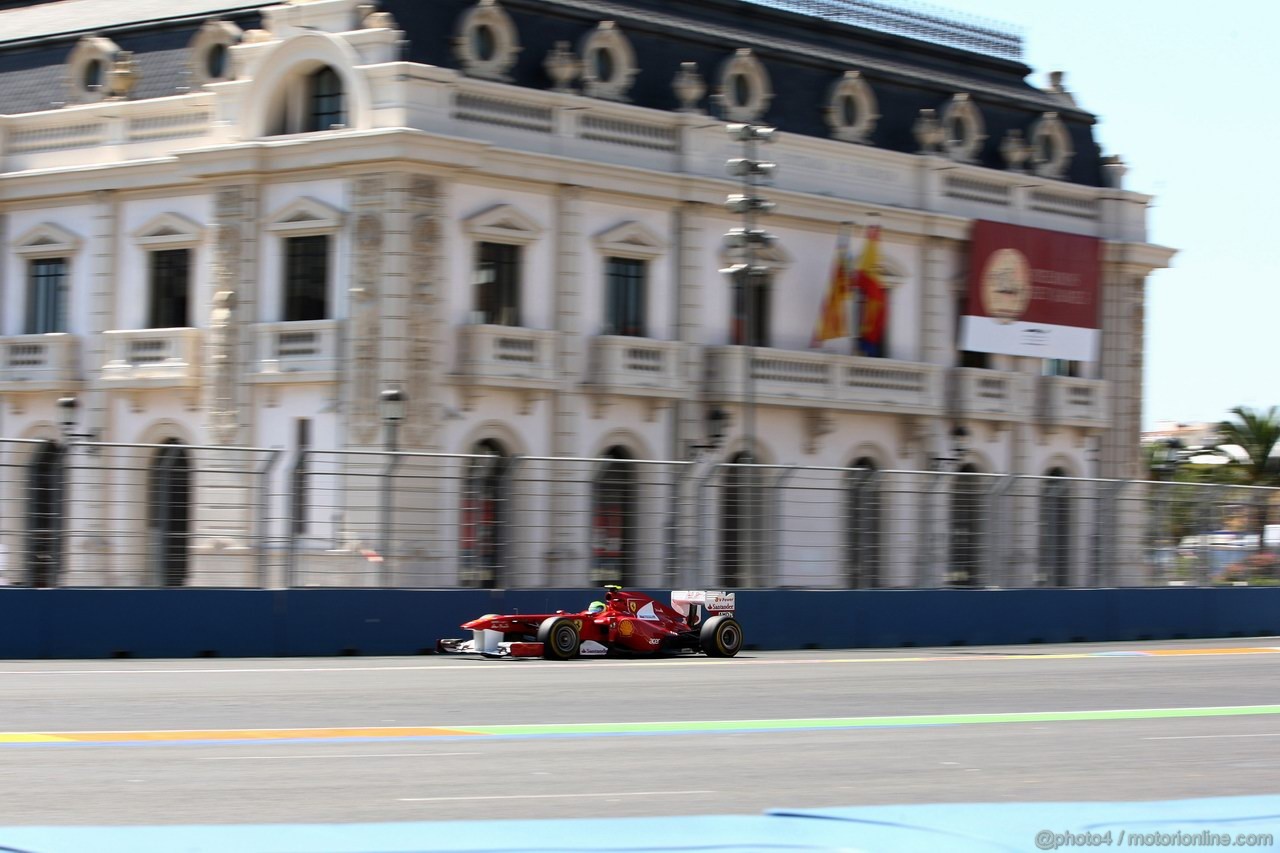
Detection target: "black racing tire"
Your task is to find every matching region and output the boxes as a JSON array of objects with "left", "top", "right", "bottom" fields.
[
  {"left": 699, "top": 615, "right": 743, "bottom": 657},
  {"left": 537, "top": 617, "right": 580, "bottom": 660}
]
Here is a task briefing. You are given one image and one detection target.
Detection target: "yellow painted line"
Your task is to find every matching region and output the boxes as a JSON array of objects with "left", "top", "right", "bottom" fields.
[{"left": 0, "top": 734, "right": 74, "bottom": 743}]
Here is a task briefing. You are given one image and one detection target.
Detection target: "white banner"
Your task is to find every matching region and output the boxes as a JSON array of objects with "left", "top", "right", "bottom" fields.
[{"left": 960, "top": 316, "right": 1099, "bottom": 362}]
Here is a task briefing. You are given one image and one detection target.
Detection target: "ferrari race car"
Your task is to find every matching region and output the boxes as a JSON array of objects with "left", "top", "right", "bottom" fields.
[{"left": 436, "top": 587, "right": 742, "bottom": 659}]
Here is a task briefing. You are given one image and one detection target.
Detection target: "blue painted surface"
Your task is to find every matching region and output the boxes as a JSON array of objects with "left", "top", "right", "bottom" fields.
[
  {"left": 0, "top": 587, "right": 1276, "bottom": 659},
  {"left": 2, "top": 796, "right": 1277, "bottom": 852}
]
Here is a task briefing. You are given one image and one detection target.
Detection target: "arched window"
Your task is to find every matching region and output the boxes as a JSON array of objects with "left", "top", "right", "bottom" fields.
[
  {"left": 148, "top": 440, "right": 192, "bottom": 587},
  {"left": 845, "top": 457, "right": 881, "bottom": 588},
  {"left": 26, "top": 441, "right": 66, "bottom": 587},
  {"left": 720, "top": 451, "right": 765, "bottom": 587},
  {"left": 730, "top": 268, "right": 771, "bottom": 347},
  {"left": 306, "top": 66, "right": 344, "bottom": 132},
  {"left": 592, "top": 446, "right": 636, "bottom": 587},
  {"left": 461, "top": 439, "right": 510, "bottom": 588},
  {"left": 1039, "top": 467, "right": 1072, "bottom": 587},
  {"left": 949, "top": 464, "right": 984, "bottom": 587}
]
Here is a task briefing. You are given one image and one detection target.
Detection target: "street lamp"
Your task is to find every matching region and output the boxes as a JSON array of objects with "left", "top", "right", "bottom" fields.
[
  {"left": 722, "top": 124, "right": 775, "bottom": 586},
  {"left": 380, "top": 387, "right": 406, "bottom": 452},
  {"left": 933, "top": 424, "right": 969, "bottom": 471},
  {"left": 57, "top": 395, "right": 98, "bottom": 449},
  {"left": 378, "top": 387, "right": 406, "bottom": 584}
]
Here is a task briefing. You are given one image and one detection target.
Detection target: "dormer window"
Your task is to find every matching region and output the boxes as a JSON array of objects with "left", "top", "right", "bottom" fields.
[
  {"left": 826, "top": 70, "right": 878, "bottom": 144},
  {"left": 1029, "top": 112, "right": 1074, "bottom": 180},
  {"left": 455, "top": 0, "right": 521, "bottom": 81},
  {"left": 188, "top": 19, "right": 241, "bottom": 87},
  {"left": 580, "top": 22, "right": 636, "bottom": 101},
  {"left": 715, "top": 49, "right": 772, "bottom": 123},
  {"left": 940, "top": 93, "right": 986, "bottom": 163},
  {"left": 265, "top": 63, "right": 346, "bottom": 136},
  {"left": 472, "top": 24, "right": 497, "bottom": 62},
  {"left": 83, "top": 59, "right": 104, "bottom": 91},
  {"left": 206, "top": 43, "right": 229, "bottom": 80},
  {"left": 66, "top": 35, "right": 119, "bottom": 104},
  {"left": 307, "top": 66, "right": 344, "bottom": 131}
]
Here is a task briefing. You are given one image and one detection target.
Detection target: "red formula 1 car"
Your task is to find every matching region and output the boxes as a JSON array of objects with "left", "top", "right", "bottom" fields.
[{"left": 436, "top": 587, "right": 742, "bottom": 659}]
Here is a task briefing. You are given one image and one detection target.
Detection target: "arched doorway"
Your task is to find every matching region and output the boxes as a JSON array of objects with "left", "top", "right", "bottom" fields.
[
  {"left": 461, "top": 439, "right": 510, "bottom": 588},
  {"left": 26, "top": 441, "right": 65, "bottom": 587},
  {"left": 845, "top": 457, "right": 881, "bottom": 588},
  {"left": 148, "top": 439, "right": 192, "bottom": 586},
  {"left": 719, "top": 451, "right": 764, "bottom": 587},
  {"left": 949, "top": 464, "right": 983, "bottom": 587},
  {"left": 1040, "top": 467, "right": 1072, "bottom": 587},
  {"left": 592, "top": 446, "right": 636, "bottom": 587}
]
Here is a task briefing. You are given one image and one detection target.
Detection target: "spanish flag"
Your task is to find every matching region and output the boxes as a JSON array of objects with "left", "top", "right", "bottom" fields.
[
  {"left": 811, "top": 229, "right": 854, "bottom": 347},
  {"left": 854, "top": 225, "right": 887, "bottom": 358}
]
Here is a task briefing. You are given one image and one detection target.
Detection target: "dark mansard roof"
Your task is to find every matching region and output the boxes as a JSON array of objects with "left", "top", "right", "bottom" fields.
[{"left": 0, "top": 0, "right": 1104, "bottom": 186}]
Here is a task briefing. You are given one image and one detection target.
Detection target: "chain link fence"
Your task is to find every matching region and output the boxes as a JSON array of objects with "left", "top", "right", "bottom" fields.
[{"left": 2, "top": 438, "right": 1276, "bottom": 589}]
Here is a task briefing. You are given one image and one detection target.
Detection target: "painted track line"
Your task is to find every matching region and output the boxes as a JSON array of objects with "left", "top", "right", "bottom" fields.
[
  {"left": 397, "top": 789, "right": 715, "bottom": 802},
  {"left": 0, "top": 645, "right": 1276, "bottom": 675},
  {"left": 7, "top": 704, "right": 1280, "bottom": 746},
  {"left": 197, "top": 751, "right": 483, "bottom": 760}
]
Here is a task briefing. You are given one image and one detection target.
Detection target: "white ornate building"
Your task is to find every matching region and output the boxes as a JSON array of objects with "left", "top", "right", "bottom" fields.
[{"left": 0, "top": 0, "right": 1174, "bottom": 589}]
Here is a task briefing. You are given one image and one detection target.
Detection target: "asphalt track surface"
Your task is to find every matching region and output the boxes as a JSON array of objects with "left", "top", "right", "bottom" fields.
[{"left": 2, "top": 639, "right": 1279, "bottom": 827}]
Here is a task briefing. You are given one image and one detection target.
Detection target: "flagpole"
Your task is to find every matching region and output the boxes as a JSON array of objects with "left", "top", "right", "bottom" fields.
[{"left": 847, "top": 221, "right": 858, "bottom": 358}]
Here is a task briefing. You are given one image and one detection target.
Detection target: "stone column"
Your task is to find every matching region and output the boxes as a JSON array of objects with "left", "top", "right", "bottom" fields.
[
  {"left": 672, "top": 201, "right": 706, "bottom": 586},
  {"left": 1099, "top": 263, "right": 1145, "bottom": 481},
  {"left": 549, "top": 184, "right": 585, "bottom": 586},
  {"left": 347, "top": 173, "right": 389, "bottom": 452},
  {"left": 77, "top": 190, "right": 117, "bottom": 584},
  {"left": 919, "top": 235, "right": 954, "bottom": 366},
  {"left": 402, "top": 175, "right": 449, "bottom": 584},
  {"left": 194, "top": 184, "right": 258, "bottom": 586}
]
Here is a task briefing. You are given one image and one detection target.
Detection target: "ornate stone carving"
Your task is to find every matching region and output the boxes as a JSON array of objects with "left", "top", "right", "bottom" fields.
[
  {"left": 914, "top": 108, "right": 944, "bottom": 154},
  {"left": 1001, "top": 128, "right": 1030, "bottom": 172},
  {"left": 672, "top": 62, "right": 705, "bottom": 113},
  {"left": 106, "top": 51, "right": 138, "bottom": 99},
  {"left": 405, "top": 180, "right": 444, "bottom": 449},
  {"left": 825, "top": 70, "right": 878, "bottom": 144},
  {"left": 356, "top": 213, "right": 382, "bottom": 250},
  {"left": 454, "top": 0, "right": 521, "bottom": 82},
  {"left": 1102, "top": 154, "right": 1128, "bottom": 189},
  {"left": 544, "top": 41, "right": 579, "bottom": 93},
  {"left": 349, "top": 181, "right": 385, "bottom": 447},
  {"left": 208, "top": 290, "right": 239, "bottom": 445},
  {"left": 580, "top": 22, "right": 636, "bottom": 101}
]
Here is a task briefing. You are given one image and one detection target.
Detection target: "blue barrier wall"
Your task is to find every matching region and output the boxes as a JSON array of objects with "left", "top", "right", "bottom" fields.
[{"left": 0, "top": 587, "right": 1276, "bottom": 659}]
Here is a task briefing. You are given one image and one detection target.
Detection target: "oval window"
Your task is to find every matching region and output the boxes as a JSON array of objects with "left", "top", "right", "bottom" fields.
[
  {"left": 1038, "top": 135, "right": 1055, "bottom": 164},
  {"left": 205, "top": 43, "right": 228, "bottom": 80},
  {"left": 593, "top": 47, "right": 615, "bottom": 84},
  {"left": 732, "top": 72, "right": 751, "bottom": 107},
  {"left": 840, "top": 94, "right": 858, "bottom": 127},
  {"left": 472, "top": 24, "right": 496, "bottom": 62},
  {"left": 84, "top": 58, "right": 103, "bottom": 90}
]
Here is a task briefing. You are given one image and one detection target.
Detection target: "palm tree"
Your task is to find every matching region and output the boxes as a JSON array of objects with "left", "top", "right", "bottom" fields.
[
  {"left": 1217, "top": 406, "right": 1280, "bottom": 582},
  {"left": 1218, "top": 405, "right": 1280, "bottom": 485}
]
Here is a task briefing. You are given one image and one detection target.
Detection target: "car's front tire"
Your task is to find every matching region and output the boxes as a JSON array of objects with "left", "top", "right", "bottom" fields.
[
  {"left": 699, "top": 615, "right": 743, "bottom": 657},
  {"left": 537, "top": 617, "right": 580, "bottom": 660}
]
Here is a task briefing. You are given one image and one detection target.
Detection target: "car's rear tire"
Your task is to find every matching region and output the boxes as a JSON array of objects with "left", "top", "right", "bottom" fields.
[
  {"left": 699, "top": 615, "right": 743, "bottom": 657},
  {"left": 537, "top": 617, "right": 580, "bottom": 660}
]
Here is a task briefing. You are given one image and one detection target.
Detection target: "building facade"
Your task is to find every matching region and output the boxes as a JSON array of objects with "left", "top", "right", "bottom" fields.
[{"left": 0, "top": 0, "right": 1174, "bottom": 588}]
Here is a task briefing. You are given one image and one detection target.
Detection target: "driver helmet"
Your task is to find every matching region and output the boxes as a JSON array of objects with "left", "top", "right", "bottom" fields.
[{"left": 587, "top": 600, "right": 607, "bottom": 614}]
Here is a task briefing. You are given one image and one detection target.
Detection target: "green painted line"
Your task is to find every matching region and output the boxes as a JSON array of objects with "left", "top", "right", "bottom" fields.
[{"left": 461, "top": 705, "right": 1280, "bottom": 736}]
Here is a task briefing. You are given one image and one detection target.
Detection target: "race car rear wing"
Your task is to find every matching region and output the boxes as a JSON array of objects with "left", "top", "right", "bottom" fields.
[{"left": 671, "top": 590, "right": 735, "bottom": 625}]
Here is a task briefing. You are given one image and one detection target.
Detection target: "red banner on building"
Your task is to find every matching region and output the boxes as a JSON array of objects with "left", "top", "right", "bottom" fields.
[{"left": 959, "top": 221, "right": 1101, "bottom": 361}]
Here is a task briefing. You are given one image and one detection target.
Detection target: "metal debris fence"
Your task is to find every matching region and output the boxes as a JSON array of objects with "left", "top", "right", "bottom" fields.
[{"left": 2, "top": 439, "right": 1277, "bottom": 590}]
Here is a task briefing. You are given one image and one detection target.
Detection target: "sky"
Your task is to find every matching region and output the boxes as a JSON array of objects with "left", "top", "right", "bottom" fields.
[{"left": 888, "top": 0, "right": 1280, "bottom": 429}]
